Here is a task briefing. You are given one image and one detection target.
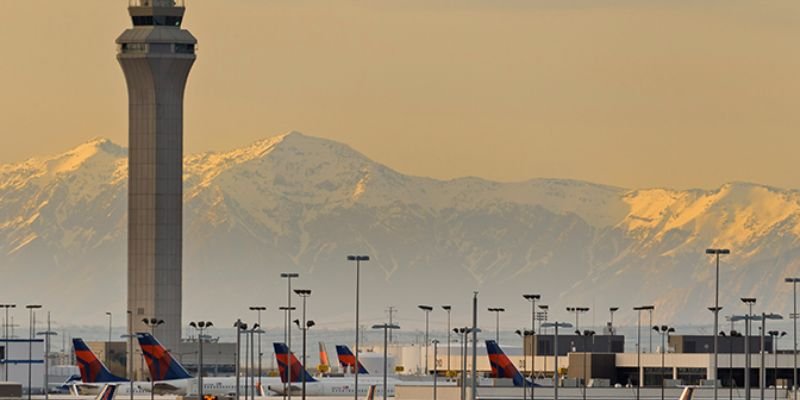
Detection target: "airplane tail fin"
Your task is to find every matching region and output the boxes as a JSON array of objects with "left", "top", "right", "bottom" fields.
[
  {"left": 94, "top": 384, "right": 118, "bottom": 400},
  {"left": 679, "top": 387, "right": 695, "bottom": 400},
  {"left": 365, "top": 385, "right": 377, "bottom": 400},
  {"left": 72, "top": 339, "right": 127, "bottom": 383},
  {"left": 319, "top": 342, "right": 330, "bottom": 370},
  {"left": 136, "top": 332, "right": 192, "bottom": 381},
  {"left": 485, "top": 340, "right": 529, "bottom": 387},
  {"left": 273, "top": 342, "right": 317, "bottom": 383},
  {"left": 335, "top": 345, "right": 368, "bottom": 374}
]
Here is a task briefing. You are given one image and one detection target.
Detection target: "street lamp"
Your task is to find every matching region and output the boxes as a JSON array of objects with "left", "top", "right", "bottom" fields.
[
  {"left": 233, "top": 320, "right": 247, "bottom": 400},
  {"left": 1, "top": 304, "right": 16, "bottom": 381},
  {"left": 566, "top": 307, "right": 589, "bottom": 331},
  {"left": 280, "top": 272, "right": 299, "bottom": 400},
  {"left": 575, "top": 330, "right": 595, "bottom": 400},
  {"left": 142, "top": 318, "right": 164, "bottom": 400},
  {"left": 768, "top": 330, "right": 787, "bottom": 400},
  {"left": 523, "top": 294, "right": 540, "bottom": 400},
  {"left": 759, "top": 314, "right": 783, "bottom": 400},
  {"left": 541, "top": 322, "right": 573, "bottom": 400},
  {"left": 372, "top": 323, "right": 400, "bottom": 400},
  {"left": 189, "top": 321, "right": 213, "bottom": 400},
  {"left": 653, "top": 325, "right": 676, "bottom": 400},
  {"left": 35, "top": 312, "right": 56, "bottom": 400},
  {"left": 432, "top": 339, "right": 439, "bottom": 400},
  {"left": 248, "top": 324, "right": 260, "bottom": 400},
  {"left": 105, "top": 311, "right": 113, "bottom": 347},
  {"left": 294, "top": 289, "right": 312, "bottom": 400},
  {"left": 706, "top": 247, "right": 730, "bottom": 400},
  {"left": 418, "top": 305, "right": 433, "bottom": 374},
  {"left": 633, "top": 305, "right": 655, "bottom": 400},
  {"left": 785, "top": 277, "right": 800, "bottom": 392},
  {"left": 249, "top": 306, "right": 266, "bottom": 388},
  {"left": 514, "top": 330, "right": 530, "bottom": 400},
  {"left": 487, "top": 308, "right": 505, "bottom": 343},
  {"left": 346, "top": 254, "right": 369, "bottom": 400},
  {"left": 25, "top": 304, "right": 41, "bottom": 400},
  {"left": 741, "top": 297, "right": 757, "bottom": 400},
  {"left": 442, "top": 305, "right": 452, "bottom": 376},
  {"left": 608, "top": 307, "right": 619, "bottom": 352},
  {"left": 708, "top": 305, "right": 724, "bottom": 394}
]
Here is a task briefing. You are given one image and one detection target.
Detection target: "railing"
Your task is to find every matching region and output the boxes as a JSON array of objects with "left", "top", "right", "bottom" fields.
[{"left": 129, "top": 0, "right": 185, "bottom": 7}]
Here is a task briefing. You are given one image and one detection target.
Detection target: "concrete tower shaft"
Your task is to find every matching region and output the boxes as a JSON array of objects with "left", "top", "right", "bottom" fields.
[{"left": 117, "top": 0, "right": 196, "bottom": 367}]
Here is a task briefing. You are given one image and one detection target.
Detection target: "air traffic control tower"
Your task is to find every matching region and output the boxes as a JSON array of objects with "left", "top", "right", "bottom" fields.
[{"left": 117, "top": 0, "right": 196, "bottom": 362}]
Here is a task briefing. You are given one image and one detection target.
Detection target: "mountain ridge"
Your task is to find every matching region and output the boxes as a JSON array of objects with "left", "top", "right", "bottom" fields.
[{"left": 1, "top": 132, "right": 798, "bottom": 328}]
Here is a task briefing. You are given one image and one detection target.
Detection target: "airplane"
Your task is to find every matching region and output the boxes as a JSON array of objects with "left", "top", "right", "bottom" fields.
[
  {"left": 270, "top": 342, "right": 399, "bottom": 397},
  {"left": 137, "top": 332, "right": 276, "bottom": 396},
  {"left": 71, "top": 338, "right": 151, "bottom": 395},
  {"left": 485, "top": 340, "right": 540, "bottom": 388},
  {"left": 335, "top": 345, "right": 369, "bottom": 374}
]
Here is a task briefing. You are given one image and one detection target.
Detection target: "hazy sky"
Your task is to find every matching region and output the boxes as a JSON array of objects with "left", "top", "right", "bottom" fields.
[{"left": 1, "top": 0, "right": 799, "bottom": 189}]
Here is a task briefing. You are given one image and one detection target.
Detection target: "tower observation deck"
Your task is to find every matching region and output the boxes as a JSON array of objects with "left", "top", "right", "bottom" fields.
[{"left": 117, "top": 0, "right": 196, "bottom": 370}]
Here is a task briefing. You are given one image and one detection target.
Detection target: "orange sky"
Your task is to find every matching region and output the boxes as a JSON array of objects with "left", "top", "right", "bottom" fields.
[{"left": 1, "top": 0, "right": 799, "bottom": 189}]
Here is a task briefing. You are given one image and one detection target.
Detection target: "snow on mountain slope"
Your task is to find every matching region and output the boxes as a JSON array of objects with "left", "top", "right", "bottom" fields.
[{"left": 2, "top": 132, "right": 799, "bottom": 326}]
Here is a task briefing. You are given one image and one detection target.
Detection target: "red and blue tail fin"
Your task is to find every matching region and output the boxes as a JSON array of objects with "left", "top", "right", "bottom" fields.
[
  {"left": 485, "top": 340, "right": 533, "bottom": 387},
  {"left": 273, "top": 342, "right": 317, "bottom": 383},
  {"left": 95, "top": 384, "right": 118, "bottom": 400},
  {"left": 136, "top": 333, "right": 192, "bottom": 381},
  {"left": 72, "top": 339, "right": 127, "bottom": 383},
  {"left": 335, "top": 345, "right": 368, "bottom": 374}
]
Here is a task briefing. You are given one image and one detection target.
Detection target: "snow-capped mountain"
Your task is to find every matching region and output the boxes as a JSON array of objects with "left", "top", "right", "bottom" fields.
[{"left": 2, "top": 131, "right": 799, "bottom": 329}]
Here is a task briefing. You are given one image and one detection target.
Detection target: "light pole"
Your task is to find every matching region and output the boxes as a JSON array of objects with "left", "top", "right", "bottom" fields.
[
  {"left": 653, "top": 325, "right": 675, "bottom": 400},
  {"left": 249, "top": 324, "right": 260, "bottom": 400},
  {"left": 566, "top": 307, "right": 589, "bottom": 331},
  {"left": 523, "top": 294, "right": 540, "bottom": 400},
  {"left": 189, "top": 321, "right": 213, "bottom": 400},
  {"left": 372, "top": 323, "right": 399, "bottom": 400},
  {"left": 418, "top": 305, "right": 433, "bottom": 374},
  {"left": 280, "top": 272, "right": 299, "bottom": 400},
  {"left": 541, "top": 322, "right": 573, "bottom": 400},
  {"left": 1, "top": 304, "right": 16, "bottom": 381},
  {"left": 785, "top": 277, "right": 800, "bottom": 392},
  {"left": 294, "top": 289, "right": 313, "bottom": 400},
  {"left": 234, "top": 320, "right": 246, "bottom": 400},
  {"left": 759, "top": 313, "right": 783, "bottom": 400},
  {"left": 126, "top": 310, "right": 133, "bottom": 400},
  {"left": 608, "top": 307, "right": 619, "bottom": 352},
  {"left": 346, "top": 254, "right": 369, "bottom": 400},
  {"left": 768, "top": 330, "right": 786, "bottom": 400},
  {"left": 706, "top": 247, "right": 730, "bottom": 400},
  {"left": 709, "top": 306, "right": 724, "bottom": 393},
  {"left": 741, "top": 297, "right": 757, "bottom": 400},
  {"left": 634, "top": 305, "right": 655, "bottom": 400},
  {"left": 432, "top": 339, "right": 439, "bottom": 400},
  {"left": 514, "top": 330, "right": 530, "bottom": 400},
  {"left": 249, "top": 306, "right": 266, "bottom": 388},
  {"left": 487, "top": 307, "right": 505, "bottom": 343},
  {"left": 25, "top": 304, "right": 41, "bottom": 400},
  {"left": 36, "top": 312, "right": 56, "bottom": 400},
  {"left": 442, "top": 305, "right": 452, "bottom": 376},
  {"left": 454, "top": 328, "right": 467, "bottom": 400},
  {"left": 142, "top": 318, "right": 164, "bottom": 400},
  {"left": 105, "top": 312, "right": 113, "bottom": 358},
  {"left": 575, "top": 330, "right": 595, "bottom": 400}
]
